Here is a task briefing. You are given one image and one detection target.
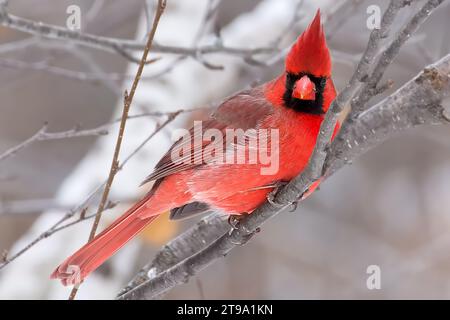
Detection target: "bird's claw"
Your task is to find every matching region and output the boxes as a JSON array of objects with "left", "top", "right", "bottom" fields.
[
  {"left": 266, "top": 181, "right": 288, "bottom": 208},
  {"left": 265, "top": 181, "right": 309, "bottom": 212},
  {"left": 289, "top": 188, "right": 308, "bottom": 212},
  {"left": 229, "top": 226, "right": 261, "bottom": 245},
  {"left": 289, "top": 201, "right": 299, "bottom": 212},
  {"left": 228, "top": 214, "right": 244, "bottom": 230},
  {"left": 228, "top": 214, "right": 261, "bottom": 245}
]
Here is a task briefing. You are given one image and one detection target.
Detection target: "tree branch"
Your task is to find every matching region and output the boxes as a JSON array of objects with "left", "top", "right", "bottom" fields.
[
  {"left": 0, "top": 107, "right": 206, "bottom": 164},
  {"left": 0, "top": 1, "right": 275, "bottom": 65},
  {"left": 325, "top": 53, "right": 450, "bottom": 176},
  {"left": 352, "top": 0, "right": 446, "bottom": 113},
  {"left": 0, "top": 123, "right": 109, "bottom": 163},
  {"left": 68, "top": 0, "right": 167, "bottom": 299},
  {"left": 119, "top": 213, "right": 229, "bottom": 297},
  {"left": 0, "top": 58, "right": 160, "bottom": 83}
]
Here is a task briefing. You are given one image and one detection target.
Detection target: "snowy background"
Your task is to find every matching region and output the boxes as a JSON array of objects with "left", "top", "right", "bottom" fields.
[{"left": 0, "top": 0, "right": 450, "bottom": 299}]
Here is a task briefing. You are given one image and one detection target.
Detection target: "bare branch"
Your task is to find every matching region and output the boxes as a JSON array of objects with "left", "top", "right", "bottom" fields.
[
  {"left": 325, "top": 53, "right": 450, "bottom": 176},
  {"left": 0, "top": 106, "right": 207, "bottom": 164},
  {"left": 352, "top": 0, "right": 446, "bottom": 113},
  {"left": 0, "top": 1, "right": 275, "bottom": 65},
  {"left": 0, "top": 58, "right": 159, "bottom": 83},
  {"left": 0, "top": 196, "right": 144, "bottom": 216},
  {"left": 118, "top": 213, "right": 229, "bottom": 297},
  {"left": 0, "top": 123, "right": 109, "bottom": 163},
  {"left": 68, "top": 0, "right": 167, "bottom": 299}
]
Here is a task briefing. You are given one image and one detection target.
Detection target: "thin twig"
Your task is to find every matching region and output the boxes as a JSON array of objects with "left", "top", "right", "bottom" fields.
[
  {"left": 245, "top": 0, "right": 365, "bottom": 67},
  {"left": 352, "top": 0, "right": 446, "bottom": 113},
  {"left": 0, "top": 1, "right": 275, "bottom": 65},
  {"left": 0, "top": 106, "right": 205, "bottom": 164},
  {"left": 0, "top": 123, "right": 108, "bottom": 163},
  {"left": 0, "top": 58, "right": 161, "bottom": 83},
  {"left": 325, "top": 53, "right": 450, "bottom": 176},
  {"left": 191, "top": 0, "right": 225, "bottom": 70},
  {"left": 0, "top": 197, "right": 136, "bottom": 216},
  {"left": 68, "top": 0, "right": 167, "bottom": 299}
]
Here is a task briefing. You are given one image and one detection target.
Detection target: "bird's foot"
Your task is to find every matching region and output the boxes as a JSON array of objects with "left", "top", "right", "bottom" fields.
[
  {"left": 228, "top": 214, "right": 245, "bottom": 230},
  {"left": 265, "top": 181, "right": 310, "bottom": 212},
  {"left": 266, "top": 181, "right": 288, "bottom": 208},
  {"left": 289, "top": 189, "right": 307, "bottom": 212},
  {"left": 228, "top": 215, "right": 261, "bottom": 245},
  {"left": 228, "top": 214, "right": 260, "bottom": 234}
]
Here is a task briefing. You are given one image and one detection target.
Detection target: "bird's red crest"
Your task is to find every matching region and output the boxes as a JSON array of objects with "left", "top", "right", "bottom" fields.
[{"left": 285, "top": 10, "right": 331, "bottom": 77}]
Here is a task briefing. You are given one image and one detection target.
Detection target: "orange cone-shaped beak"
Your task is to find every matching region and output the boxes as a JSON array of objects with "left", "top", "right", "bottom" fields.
[{"left": 293, "top": 75, "right": 316, "bottom": 100}]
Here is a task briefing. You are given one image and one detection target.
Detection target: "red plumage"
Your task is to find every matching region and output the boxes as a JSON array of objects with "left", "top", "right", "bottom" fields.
[
  {"left": 286, "top": 9, "right": 331, "bottom": 77},
  {"left": 51, "top": 9, "right": 340, "bottom": 286}
]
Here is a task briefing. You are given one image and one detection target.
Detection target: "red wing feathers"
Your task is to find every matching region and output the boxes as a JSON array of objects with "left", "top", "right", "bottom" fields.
[{"left": 141, "top": 86, "right": 274, "bottom": 185}]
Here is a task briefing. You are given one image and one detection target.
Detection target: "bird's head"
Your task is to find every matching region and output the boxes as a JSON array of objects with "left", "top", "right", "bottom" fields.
[
  {"left": 267, "top": 10, "right": 335, "bottom": 114},
  {"left": 286, "top": 9, "right": 331, "bottom": 79}
]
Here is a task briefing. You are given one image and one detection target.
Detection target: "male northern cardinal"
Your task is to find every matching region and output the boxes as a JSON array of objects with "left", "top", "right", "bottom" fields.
[{"left": 51, "top": 10, "right": 339, "bottom": 285}]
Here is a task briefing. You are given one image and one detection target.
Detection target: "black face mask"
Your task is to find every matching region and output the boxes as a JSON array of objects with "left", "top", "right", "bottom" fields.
[{"left": 283, "top": 72, "right": 327, "bottom": 115}]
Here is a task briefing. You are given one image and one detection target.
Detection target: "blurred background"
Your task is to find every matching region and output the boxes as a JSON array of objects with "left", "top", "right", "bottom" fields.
[{"left": 0, "top": 0, "right": 449, "bottom": 299}]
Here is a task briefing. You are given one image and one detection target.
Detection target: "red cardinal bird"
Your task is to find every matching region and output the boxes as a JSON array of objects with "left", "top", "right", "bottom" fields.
[{"left": 51, "top": 10, "right": 339, "bottom": 286}]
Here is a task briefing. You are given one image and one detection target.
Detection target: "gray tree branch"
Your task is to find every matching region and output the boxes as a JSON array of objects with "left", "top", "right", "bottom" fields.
[
  {"left": 0, "top": 1, "right": 274, "bottom": 64},
  {"left": 325, "top": 54, "right": 450, "bottom": 176},
  {"left": 0, "top": 123, "right": 109, "bottom": 163},
  {"left": 0, "top": 108, "right": 204, "bottom": 164},
  {"left": 119, "top": 213, "right": 229, "bottom": 296}
]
